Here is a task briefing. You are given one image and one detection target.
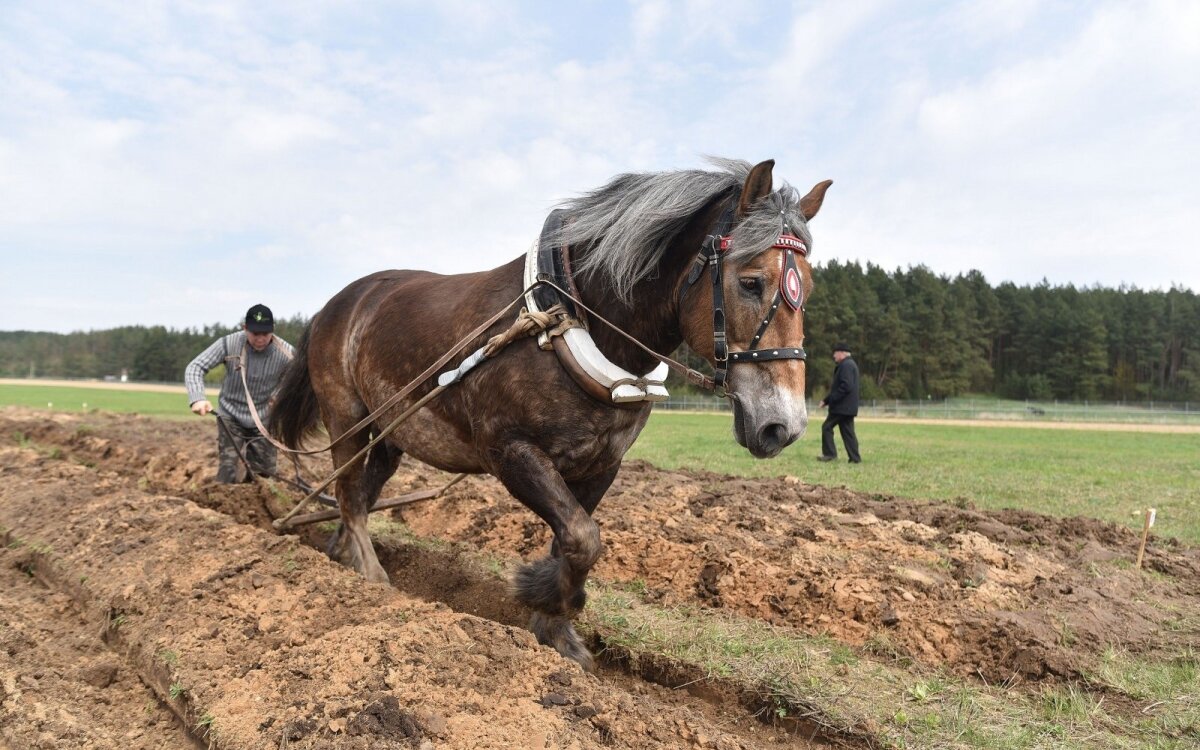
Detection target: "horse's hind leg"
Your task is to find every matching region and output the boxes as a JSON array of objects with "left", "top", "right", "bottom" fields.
[
  {"left": 496, "top": 442, "right": 615, "bottom": 672},
  {"left": 325, "top": 434, "right": 403, "bottom": 561},
  {"left": 327, "top": 428, "right": 399, "bottom": 584}
]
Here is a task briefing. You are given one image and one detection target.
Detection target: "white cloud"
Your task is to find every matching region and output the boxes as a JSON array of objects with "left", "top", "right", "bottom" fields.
[
  {"left": 631, "top": 0, "right": 670, "bottom": 44},
  {"left": 1, "top": 1, "right": 1198, "bottom": 332},
  {"left": 230, "top": 111, "right": 341, "bottom": 152}
]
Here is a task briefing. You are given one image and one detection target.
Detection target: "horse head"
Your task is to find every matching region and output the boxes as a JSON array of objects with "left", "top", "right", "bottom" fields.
[{"left": 677, "top": 160, "right": 832, "bottom": 458}]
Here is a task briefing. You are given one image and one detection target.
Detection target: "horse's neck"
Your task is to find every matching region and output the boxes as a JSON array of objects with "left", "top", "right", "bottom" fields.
[
  {"left": 578, "top": 195, "right": 730, "bottom": 374},
  {"left": 583, "top": 278, "right": 683, "bottom": 375}
]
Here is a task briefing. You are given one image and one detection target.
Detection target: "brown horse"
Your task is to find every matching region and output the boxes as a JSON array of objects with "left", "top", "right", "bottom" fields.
[{"left": 269, "top": 158, "right": 831, "bottom": 670}]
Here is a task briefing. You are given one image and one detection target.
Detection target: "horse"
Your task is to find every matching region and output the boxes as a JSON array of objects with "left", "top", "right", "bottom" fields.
[{"left": 269, "top": 158, "right": 832, "bottom": 670}]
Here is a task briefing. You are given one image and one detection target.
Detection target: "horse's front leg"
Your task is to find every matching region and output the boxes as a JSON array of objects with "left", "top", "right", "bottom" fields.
[{"left": 495, "top": 441, "right": 612, "bottom": 672}]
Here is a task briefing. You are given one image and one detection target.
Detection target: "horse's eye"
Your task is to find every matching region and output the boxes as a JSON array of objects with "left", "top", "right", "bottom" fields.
[{"left": 739, "top": 277, "right": 763, "bottom": 295}]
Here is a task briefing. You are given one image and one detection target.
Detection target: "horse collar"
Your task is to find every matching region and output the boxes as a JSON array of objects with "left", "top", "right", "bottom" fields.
[{"left": 524, "top": 211, "right": 670, "bottom": 406}]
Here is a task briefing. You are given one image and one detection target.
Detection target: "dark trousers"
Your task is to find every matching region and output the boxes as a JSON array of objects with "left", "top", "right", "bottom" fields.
[
  {"left": 216, "top": 418, "right": 277, "bottom": 484},
  {"left": 821, "top": 412, "right": 861, "bottom": 462}
]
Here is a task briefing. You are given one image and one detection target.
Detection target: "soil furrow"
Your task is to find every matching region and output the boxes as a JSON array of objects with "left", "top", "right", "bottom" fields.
[
  {"left": 1, "top": 538, "right": 200, "bottom": 749},
  {"left": 1, "top": 416, "right": 836, "bottom": 749},
  {"left": 4, "top": 407, "right": 1198, "bottom": 748}
]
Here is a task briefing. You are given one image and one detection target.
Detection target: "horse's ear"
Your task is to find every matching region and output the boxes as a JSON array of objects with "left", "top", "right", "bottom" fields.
[
  {"left": 799, "top": 180, "right": 833, "bottom": 221},
  {"left": 737, "top": 159, "right": 775, "bottom": 219}
]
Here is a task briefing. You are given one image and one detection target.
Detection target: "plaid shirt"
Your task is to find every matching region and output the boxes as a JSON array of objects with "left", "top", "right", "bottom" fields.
[{"left": 185, "top": 331, "right": 294, "bottom": 429}]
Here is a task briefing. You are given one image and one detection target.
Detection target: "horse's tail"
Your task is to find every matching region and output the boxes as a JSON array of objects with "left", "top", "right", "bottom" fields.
[{"left": 269, "top": 323, "right": 321, "bottom": 448}]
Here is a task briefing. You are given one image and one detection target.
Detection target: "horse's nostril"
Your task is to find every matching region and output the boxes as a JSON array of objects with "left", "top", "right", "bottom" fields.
[{"left": 758, "top": 423, "right": 789, "bottom": 453}]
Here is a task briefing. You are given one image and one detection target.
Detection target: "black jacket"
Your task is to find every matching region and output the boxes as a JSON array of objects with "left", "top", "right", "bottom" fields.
[{"left": 823, "top": 356, "right": 860, "bottom": 416}]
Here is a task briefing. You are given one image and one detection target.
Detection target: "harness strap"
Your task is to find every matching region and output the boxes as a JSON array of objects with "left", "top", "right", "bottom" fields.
[
  {"left": 709, "top": 237, "right": 731, "bottom": 390},
  {"left": 537, "top": 279, "right": 715, "bottom": 391},
  {"left": 747, "top": 291, "right": 782, "bottom": 351},
  {"left": 728, "top": 347, "right": 806, "bottom": 362}
]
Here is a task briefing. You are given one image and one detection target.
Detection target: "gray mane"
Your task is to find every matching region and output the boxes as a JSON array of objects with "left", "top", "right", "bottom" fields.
[{"left": 559, "top": 157, "right": 812, "bottom": 303}]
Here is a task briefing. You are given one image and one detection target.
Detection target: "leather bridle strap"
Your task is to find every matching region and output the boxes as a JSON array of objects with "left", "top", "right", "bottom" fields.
[
  {"left": 729, "top": 241, "right": 806, "bottom": 365},
  {"left": 679, "top": 220, "right": 809, "bottom": 392}
]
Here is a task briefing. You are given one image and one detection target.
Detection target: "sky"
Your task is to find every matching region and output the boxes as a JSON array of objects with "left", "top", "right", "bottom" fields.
[{"left": 1, "top": 0, "right": 1198, "bottom": 333}]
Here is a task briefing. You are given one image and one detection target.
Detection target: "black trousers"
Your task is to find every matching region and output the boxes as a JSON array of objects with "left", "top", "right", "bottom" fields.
[
  {"left": 821, "top": 412, "right": 861, "bottom": 462},
  {"left": 216, "top": 418, "right": 277, "bottom": 484}
]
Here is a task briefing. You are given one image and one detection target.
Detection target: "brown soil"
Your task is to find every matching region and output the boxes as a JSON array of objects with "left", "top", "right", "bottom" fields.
[{"left": 3, "top": 407, "right": 1198, "bottom": 748}]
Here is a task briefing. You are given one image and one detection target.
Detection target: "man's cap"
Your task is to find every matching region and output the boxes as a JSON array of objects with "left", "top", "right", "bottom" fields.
[
  {"left": 832, "top": 342, "right": 851, "bottom": 353},
  {"left": 245, "top": 304, "right": 275, "bottom": 333}
]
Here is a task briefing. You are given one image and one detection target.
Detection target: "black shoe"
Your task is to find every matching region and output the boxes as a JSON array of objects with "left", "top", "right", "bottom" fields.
[
  {"left": 849, "top": 459, "right": 861, "bottom": 464},
  {"left": 817, "top": 455, "right": 836, "bottom": 462}
]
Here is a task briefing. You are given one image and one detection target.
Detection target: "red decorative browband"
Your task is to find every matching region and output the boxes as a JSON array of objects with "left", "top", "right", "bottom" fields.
[
  {"left": 772, "top": 234, "right": 809, "bottom": 256},
  {"left": 717, "top": 233, "right": 809, "bottom": 258}
]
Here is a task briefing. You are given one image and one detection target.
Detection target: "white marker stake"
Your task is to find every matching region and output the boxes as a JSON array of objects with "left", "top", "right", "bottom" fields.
[{"left": 1136, "top": 507, "right": 1156, "bottom": 569}]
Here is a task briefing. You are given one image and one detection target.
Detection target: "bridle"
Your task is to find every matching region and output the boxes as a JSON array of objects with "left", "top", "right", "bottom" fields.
[{"left": 680, "top": 207, "right": 809, "bottom": 393}]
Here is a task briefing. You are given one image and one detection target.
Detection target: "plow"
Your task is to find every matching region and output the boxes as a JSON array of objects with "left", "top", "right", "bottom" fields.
[{"left": 212, "top": 411, "right": 467, "bottom": 528}]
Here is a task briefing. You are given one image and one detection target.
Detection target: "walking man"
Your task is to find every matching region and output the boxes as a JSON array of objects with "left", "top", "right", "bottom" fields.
[
  {"left": 185, "top": 304, "right": 294, "bottom": 483},
  {"left": 817, "top": 342, "right": 861, "bottom": 463}
]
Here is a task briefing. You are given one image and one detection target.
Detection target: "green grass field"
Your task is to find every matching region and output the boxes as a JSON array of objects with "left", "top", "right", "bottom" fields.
[
  {"left": 0, "top": 383, "right": 191, "bottom": 418},
  {"left": 635, "top": 413, "right": 1200, "bottom": 544},
  {"left": 3, "top": 382, "right": 1197, "bottom": 543}
]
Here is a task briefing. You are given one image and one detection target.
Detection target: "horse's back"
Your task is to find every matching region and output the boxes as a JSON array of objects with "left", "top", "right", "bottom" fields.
[
  {"left": 312, "top": 261, "right": 521, "bottom": 358},
  {"left": 305, "top": 260, "right": 523, "bottom": 431}
]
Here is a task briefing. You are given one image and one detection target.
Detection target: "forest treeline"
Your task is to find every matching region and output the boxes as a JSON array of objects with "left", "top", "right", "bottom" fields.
[
  {"left": 2, "top": 264, "right": 1196, "bottom": 401},
  {"left": 0, "top": 316, "right": 310, "bottom": 386},
  {"left": 798, "top": 263, "right": 1196, "bottom": 402}
]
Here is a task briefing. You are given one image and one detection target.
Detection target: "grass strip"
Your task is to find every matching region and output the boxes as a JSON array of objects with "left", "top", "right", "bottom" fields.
[
  {"left": 584, "top": 583, "right": 1197, "bottom": 749},
  {"left": 0, "top": 384, "right": 190, "bottom": 418}
]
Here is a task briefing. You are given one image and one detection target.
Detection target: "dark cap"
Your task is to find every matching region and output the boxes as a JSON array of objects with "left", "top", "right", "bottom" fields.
[
  {"left": 832, "top": 342, "right": 851, "bottom": 353},
  {"left": 245, "top": 304, "right": 275, "bottom": 333}
]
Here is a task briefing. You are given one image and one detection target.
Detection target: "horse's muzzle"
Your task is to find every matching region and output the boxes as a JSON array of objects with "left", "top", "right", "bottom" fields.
[
  {"left": 731, "top": 396, "right": 803, "bottom": 459},
  {"left": 755, "top": 422, "right": 792, "bottom": 458}
]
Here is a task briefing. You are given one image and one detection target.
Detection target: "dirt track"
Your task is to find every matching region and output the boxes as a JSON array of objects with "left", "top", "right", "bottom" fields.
[
  {"left": 857, "top": 416, "right": 1200, "bottom": 433},
  {"left": 0, "top": 378, "right": 215, "bottom": 396},
  {"left": 2, "top": 408, "right": 1198, "bottom": 748}
]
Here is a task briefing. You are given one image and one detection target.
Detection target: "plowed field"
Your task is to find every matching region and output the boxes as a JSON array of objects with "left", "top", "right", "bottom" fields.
[{"left": 2, "top": 408, "right": 1197, "bottom": 749}]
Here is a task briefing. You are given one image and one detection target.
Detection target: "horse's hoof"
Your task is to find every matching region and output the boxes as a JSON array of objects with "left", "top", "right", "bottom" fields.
[
  {"left": 362, "top": 562, "right": 390, "bottom": 585},
  {"left": 338, "top": 536, "right": 391, "bottom": 584},
  {"left": 350, "top": 551, "right": 390, "bottom": 584},
  {"left": 530, "top": 612, "right": 594, "bottom": 673}
]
